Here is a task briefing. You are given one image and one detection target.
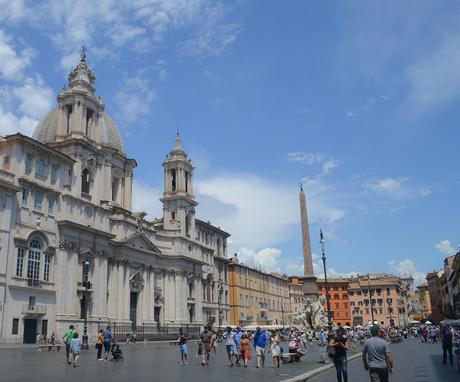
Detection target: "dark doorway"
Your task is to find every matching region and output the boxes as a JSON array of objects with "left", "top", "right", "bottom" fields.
[
  {"left": 41, "top": 320, "right": 48, "bottom": 339},
  {"left": 189, "top": 306, "right": 194, "bottom": 323},
  {"left": 130, "top": 292, "right": 138, "bottom": 331},
  {"left": 23, "top": 319, "right": 37, "bottom": 344},
  {"left": 154, "top": 307, "right": 161, "bottom": 330}
]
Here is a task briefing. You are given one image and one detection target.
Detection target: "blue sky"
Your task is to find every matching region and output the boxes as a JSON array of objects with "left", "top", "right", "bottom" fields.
[{"left": 0, "top": 1, "right": 459, "bottom": 283}]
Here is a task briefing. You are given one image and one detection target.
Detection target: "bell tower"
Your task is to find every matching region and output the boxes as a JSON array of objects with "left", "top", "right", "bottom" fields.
[{"left": 161, "top": 133, "right": 198, "bottom": 237}]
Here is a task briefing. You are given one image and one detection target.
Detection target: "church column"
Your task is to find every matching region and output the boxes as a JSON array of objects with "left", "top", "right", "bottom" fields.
[
  {"left": 91, "top": 255, "right": 107, "bottom": 320},
  {"left": 123, "top": 171, "right": 132, "bottom": 211},
  {"left": 101, "top": 161, "right": 111, "bottom": 201},
  {"left": 117, "top": 262, "right": 124, "bottom": 320},
  {"left": 195, "top": 277, "right": 203, "bottom": 323},
  {"left": 174, "top": 272, "right": 185, "bottom": 324},
  {"left": 164, "top": 271, "right": 175, "bottom": 322},
  {"left": 123, "top": 263, "right": 130, "bottom": 321}
]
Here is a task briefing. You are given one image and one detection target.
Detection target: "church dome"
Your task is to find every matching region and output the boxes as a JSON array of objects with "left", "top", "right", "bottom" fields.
[
  {"left": 32, "top": 49, "right": 126, "bottom": 155},
  {"left": 33, "top": 108, "right": 126, "bottom": 155}
]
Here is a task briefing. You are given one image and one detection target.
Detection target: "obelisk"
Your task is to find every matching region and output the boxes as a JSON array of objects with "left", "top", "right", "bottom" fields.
[{"left": 299, "top": 183, "right": 318, "bottom": 297}]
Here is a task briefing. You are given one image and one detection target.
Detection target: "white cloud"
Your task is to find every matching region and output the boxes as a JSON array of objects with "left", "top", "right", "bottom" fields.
[
  {"left": 12, "top": 76, "right": 54, "bottom": 119},
  {"left": 197, "top": 173, "right": 345, "bottom": 250},
  {"left": 131, "top": 180, "right": 163, "bottom": 219},
  {"left": 418, "top": 188, "right": 432, "bottom": 198},
  {"left": 0, "top": 0, "right": 28, "bottom": 23},
  {"left": 434, "top": 239, "right": 456, "bottom": 256},
  {"left": 0, "top": 30, "right": 34, "bottom": 80},
  {"left": 0, "top": 107, "right": 37, "bottom": 137},
  {"left": 364, "top": 177, "right": 408, "bottom": 195},
  {"left": 346, "top": 111, "right": 354, "bottom": 117},
  {"left": 237, "top": 247, "right": 282, "bottom": 273},
  {"left": 287, "top": 152, "right": 326, "bottom": 165},
  {"left": 407, "top": 32, "right": 460, "bottom": 113},
  {"left": 115, "top": 72, "right": 157, "bottom": 122},
  {"left": 27, "top": 0, "right": 242, "bottom": 61},
  {"left": 287, "top": 152, "right": 340, "bottom": 175},
  {"left": 388, "top": 258, "right": 426, "bottom": 285},
  {"left": 158, "top": 69, "right": 167, "bottom": 81}
]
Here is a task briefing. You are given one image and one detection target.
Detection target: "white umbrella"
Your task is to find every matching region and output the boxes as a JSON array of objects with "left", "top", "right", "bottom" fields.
[{"left": 425, "top": 321, "right": 432, "bottom": 325}]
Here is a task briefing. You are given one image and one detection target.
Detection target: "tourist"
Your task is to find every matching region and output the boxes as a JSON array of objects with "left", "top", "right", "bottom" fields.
[
  {"left": 429, "top": 326, "right": 438, "bottom": 344},
  {"left": 199, "top": 326, "right": 213, "bottom": 366},
  {"left": 271, "top": 330, "right": 282, "bottom": 368},
  {"left": 253, "top": 327, "right": 268, "bottom": 368},
  {"left": 362, "top": 325, "right": 393, "bottom": 382},
  {"left": 69, "top": 332, "right": 82, "bottom": 368},
  {"left": 50, "top": 332, "right": 56, "bottom": 345},
  {"left": 103, "top": 326, "right": 112, "bottom": 360},
  {"left": 223, "top": 326, "right": 236, "bottom": 367},
  {"left": 211, "top": 330, "right": 218, "bottom": 355},
  {"left": 177, "top": 328, "right": 188, "bottom": 365},
  {"left": 96, "top": 328, "right": 104, "bottom": 360},
  {"left": 234, "top": 326, "right": 243, "bottom": 366},
  {"left": 328, "top": 327, "right": 349, "bottom": 382},
  {"left": 240, "top": 333, "right": 252, "bottom": 367},
  {"left": 440, "top": 324, "right": 453, "bottom": 366},
  {"left": 62, "top": 324, "right": 75, "bottom": 365}
]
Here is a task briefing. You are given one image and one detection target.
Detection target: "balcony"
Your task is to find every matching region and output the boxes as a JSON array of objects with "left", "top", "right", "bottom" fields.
[
  {"left": 259, "top": 303, "right": 269, "bottom": 311},
  {"left": 27, "top": 279, "right": 42, "bottom": 288},
  {"left": 22, "top": 304, "right": 47, "bottom": 315}
]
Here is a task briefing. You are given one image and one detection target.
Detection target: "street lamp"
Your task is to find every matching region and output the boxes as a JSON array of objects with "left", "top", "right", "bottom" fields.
[
  {"left": 320, "top": 229, "right": 333, "bottom": 334},
  {"left": 281, "top": 303, "right": 285, "bottom": 329},
  {"left": 367, "top": 275, "right": 375, "bottom": 326},
  {"left": 217, "top": 281, "right": 224, "bottom": 328},
  {"left": 82, "top": 260, "right": 90, "bottom": 349}
]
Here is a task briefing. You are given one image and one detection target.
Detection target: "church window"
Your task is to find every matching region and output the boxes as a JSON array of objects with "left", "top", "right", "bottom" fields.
[
  {"left": 44, "top": 254, "right": 51, "bottom": 282},
  {"left": 12, "top": 319, "right": 19, "bottom": 335},
  {"left": 170, "top": 169, "right": 176, "bottom": 191},
  {"left": 22, "top": 188, "right": 29, "bottom": 206},
  {"left": 171, "top": 211, "right": 176, "bottom": 221},
  {"left": 27, "top": 238, "right": 42, "bottom": 280},
  {"left": 66, "top": 105, "right": 73, "bottom": 134},
  {"left": 85, "top": 109, "right": 93, "bottom": 136},
  {"left": 112, "top": 178, "right": 120, "bottom": 202},
  {"left": 25, "top": 153, "right": 33, "bottom": 173},
  {"left": 33, "top": 191, "right": 43, "bottom": 211},
  {"left": 50, "top": 163, "right": 57, "bottom": 183},
  {"left": 2, "top": 155, "right": 10, "bottom": 170},
  {"left": 81, "top": 169, "right": 90, "bottom": 194},
  {"left": 185, "top": 171, "right": 189, "bottom": 193},
  {"left": 16, "top": 248, "right": 25, "bottom": 277},
  {"left": 48, "top": 197, "right": 55, "bottom": 214},
  {"left": 36, "top": 158, "right": 47, "bottom": 178}
]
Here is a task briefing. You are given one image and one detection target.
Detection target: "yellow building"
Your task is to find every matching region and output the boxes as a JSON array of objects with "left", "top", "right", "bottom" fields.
[
  {"left": 413, "top": 284, "right": 432, "bottom": 321},
  {"left": 228, "top": 255, "right": 290, "bottom": 326},
  {"left": 288, "top": 276, "right": 305, "bottom": 317}
]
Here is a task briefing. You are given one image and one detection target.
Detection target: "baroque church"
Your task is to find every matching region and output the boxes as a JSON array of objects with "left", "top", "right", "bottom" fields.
[{"left": 0, "top": 51, "right": 230, "bottom": 343}]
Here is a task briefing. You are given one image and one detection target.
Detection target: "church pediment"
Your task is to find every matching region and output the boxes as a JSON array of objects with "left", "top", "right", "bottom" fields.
[{"left": 112, "top": 232, "right": 161, "bottom": 254}]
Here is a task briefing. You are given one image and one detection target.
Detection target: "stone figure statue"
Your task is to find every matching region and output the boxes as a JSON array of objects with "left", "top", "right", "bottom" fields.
[{"left": 293, "top": 295, "right": 327, "bottom": 329}]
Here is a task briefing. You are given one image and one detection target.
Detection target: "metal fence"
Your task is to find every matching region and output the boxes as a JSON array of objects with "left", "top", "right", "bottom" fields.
[{"left": 112, "top": 322, "right": 201, "bottom": 342}]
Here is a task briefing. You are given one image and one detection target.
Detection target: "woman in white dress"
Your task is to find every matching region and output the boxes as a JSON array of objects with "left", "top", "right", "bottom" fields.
[{"left": 271, "top": 331, "right": 282, "bottom": 368}]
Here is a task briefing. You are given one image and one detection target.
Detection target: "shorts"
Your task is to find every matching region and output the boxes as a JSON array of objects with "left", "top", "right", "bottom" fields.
[
  {"left": 226, "top": 344, "right": 235, "bottom": 355},
  {"left": 103, "top": 341, "right": 111, "bottom": 352},
  {"left": 179, "top": 344, "right": 187, "bottom": 354},
  {"left": 256, "top": 346, "right": 265, "bottom": 357}
]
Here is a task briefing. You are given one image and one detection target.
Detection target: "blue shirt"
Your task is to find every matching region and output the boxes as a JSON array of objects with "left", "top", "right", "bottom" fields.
[
  {"left": 254, "top": 331, "right": 268, "bottom": 348},
  {"left": 103, "top": 329, "right": 111, "bottom": 343},
  {"left": 223, "top": 331, "right": 236, "bottom": 346},
  {"left": 70, "top": 338, "right": 81, "bottom": 353},
  {"left": 234, "top": 331, "right": 243, "bottom": 347}
]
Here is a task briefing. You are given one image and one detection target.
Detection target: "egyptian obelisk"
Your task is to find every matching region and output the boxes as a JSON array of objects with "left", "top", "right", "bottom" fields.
[{"left": 299, "top": 183, "right": 319, "bottom": 297}]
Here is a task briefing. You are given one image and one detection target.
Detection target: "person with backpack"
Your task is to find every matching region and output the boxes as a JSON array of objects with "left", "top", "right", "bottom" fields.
[
  {"left": 440, "top": 324, "right": 453, "bottom": 366},
  {"left": 62, "top": 324, "right": 75, "bottom": 365}
]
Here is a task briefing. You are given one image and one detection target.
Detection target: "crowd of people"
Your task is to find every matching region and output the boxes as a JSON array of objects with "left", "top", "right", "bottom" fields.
[{"left": 39, "top": 320, "right": 459, "bottom": 379}]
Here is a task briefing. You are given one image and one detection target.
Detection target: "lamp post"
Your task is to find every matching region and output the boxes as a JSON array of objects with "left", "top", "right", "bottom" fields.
[
  {"left": 367, "top": 275, "right": 375, "bottom": 326},
  {"left": 82, "top": 260, "right": 90, "bottom": 349},
  {"left": 217, "top": 281, "right": 224, "bottom": 328},
  {"left": 320, "top": 229, "right": 333, "bottom": 334},
  {"left": 281, "top": 303, "right": 285, "bottom": 329}
]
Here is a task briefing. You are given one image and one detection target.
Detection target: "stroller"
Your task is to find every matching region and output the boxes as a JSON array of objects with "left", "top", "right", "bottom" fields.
[{"left": 111, "top": 343, "right": 124, "bottom": 361}]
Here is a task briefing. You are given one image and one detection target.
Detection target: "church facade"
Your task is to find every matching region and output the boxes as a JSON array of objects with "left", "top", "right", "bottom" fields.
[{"left": 0, "top": 52, "right": 230, "bottom": 344}]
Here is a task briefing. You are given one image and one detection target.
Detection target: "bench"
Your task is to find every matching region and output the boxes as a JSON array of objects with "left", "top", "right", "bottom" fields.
[
  {"left": 281, "top": 352, "right": 303, "bottom": 363},
  {"left": 38, "top": 344, "right": 62, "bottom": 352}
]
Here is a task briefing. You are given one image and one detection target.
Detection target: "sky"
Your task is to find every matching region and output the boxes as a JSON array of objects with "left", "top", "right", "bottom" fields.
[{"left": 0, "top": 0, "right": 459, "bottom": 284}]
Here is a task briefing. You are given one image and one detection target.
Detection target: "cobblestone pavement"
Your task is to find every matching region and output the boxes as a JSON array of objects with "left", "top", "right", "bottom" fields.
[
  {"left": 0, "top": 341, "right": 355, "bottom": 382},
  {"left": 308, "top": 339, "right": 459, "bottom": 382}
]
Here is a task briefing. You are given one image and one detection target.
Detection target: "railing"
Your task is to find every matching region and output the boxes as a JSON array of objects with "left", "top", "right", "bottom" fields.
[
  {"left": 22, "top": 304, "right": 47, "bottom": 315},
  {"left": 27, "top": 279, "right": 42, "bottom": 288},
  {"left": 112, "top": 323, "right": 201, "bottom": 342}
]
